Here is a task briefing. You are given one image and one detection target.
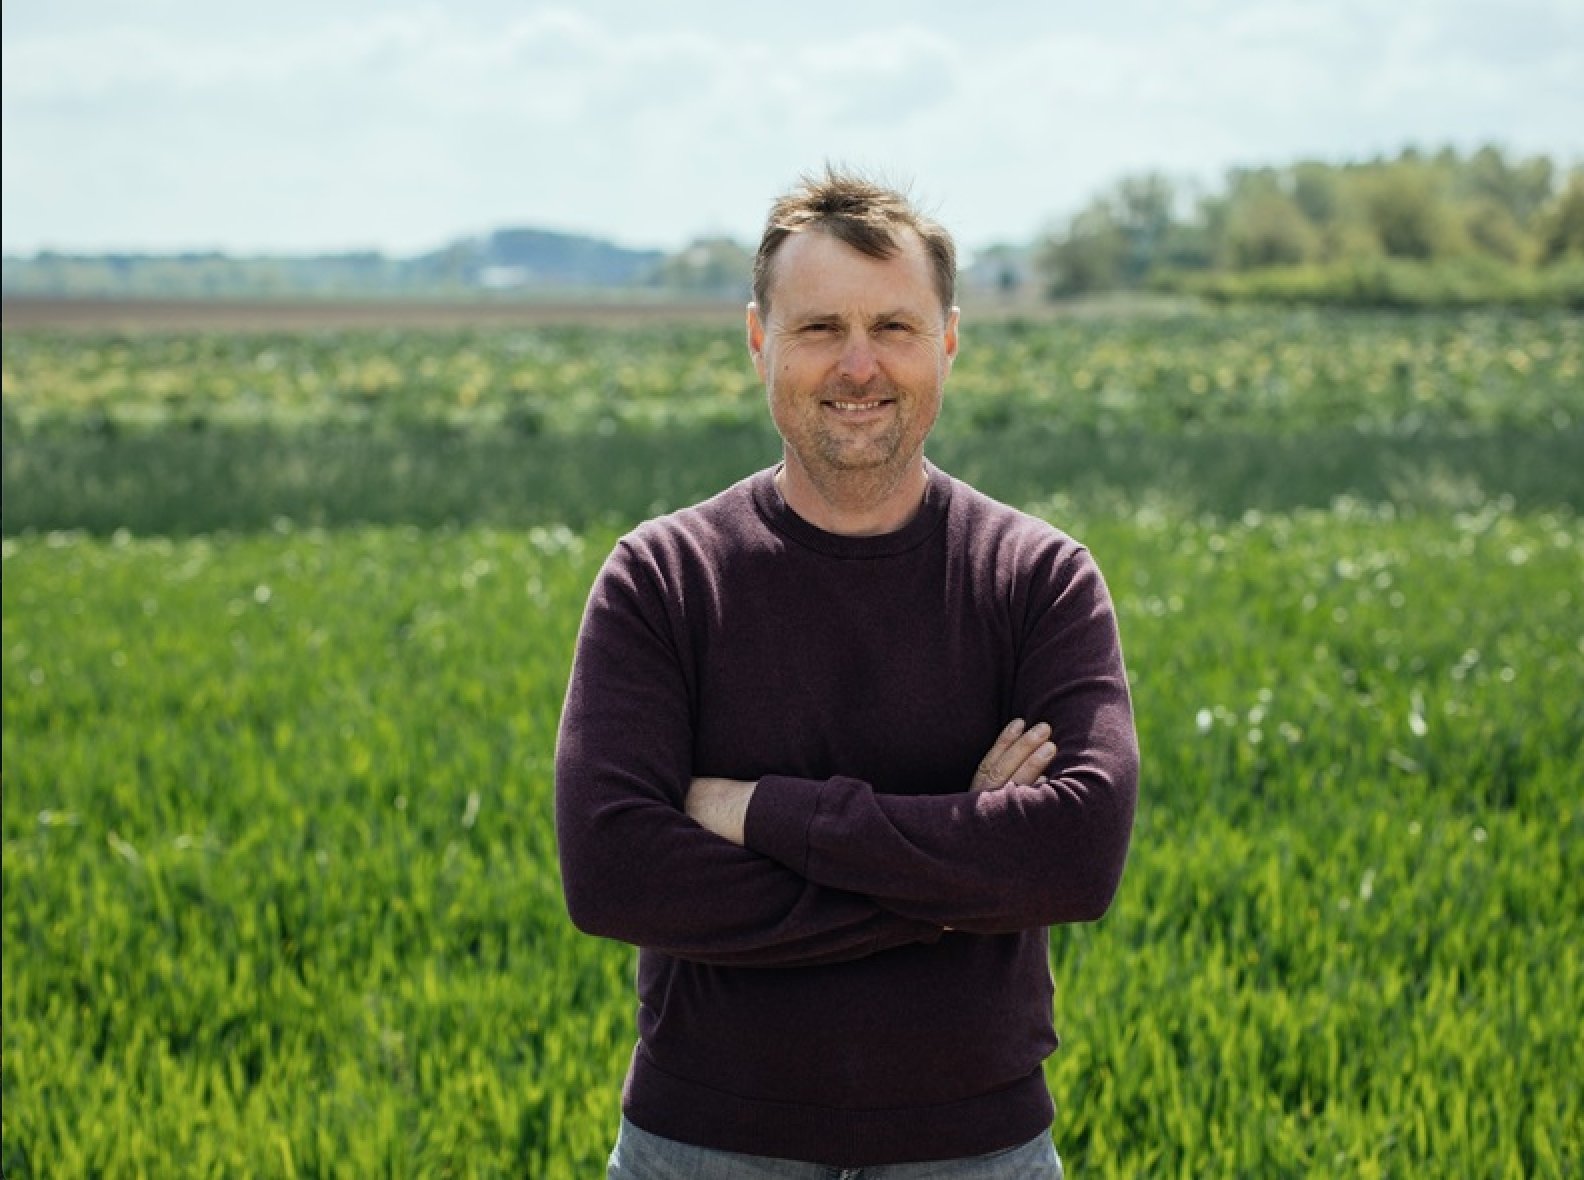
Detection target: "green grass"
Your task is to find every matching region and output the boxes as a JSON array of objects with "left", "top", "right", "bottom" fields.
[
  {"left": 3, "top": 526, "right": 621, "bottom": 1178},
  {"left": 3, "top": 308, "right": 1582, "bottom": 1176},
  {"left": 4, "top": 508, "right": 1578, "bottom": 1177}
]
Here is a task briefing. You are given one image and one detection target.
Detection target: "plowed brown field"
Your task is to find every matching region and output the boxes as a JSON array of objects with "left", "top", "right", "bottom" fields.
[{"left": 1, "top": 296, "right": 744, "bottom": 332}]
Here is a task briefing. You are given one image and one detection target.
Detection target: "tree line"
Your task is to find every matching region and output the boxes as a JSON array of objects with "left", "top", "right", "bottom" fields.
[
  {"left": 1027, "top": 145, "right": 1584, "bottom": 308},
  {"left": 7, "top": 145, "right": 1582, "bottom": 308}
]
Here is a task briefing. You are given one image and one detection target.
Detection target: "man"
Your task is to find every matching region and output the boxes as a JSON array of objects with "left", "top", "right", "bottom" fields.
[{"left": 556, "top": 169, "right": 1138, "bottom": 1178}]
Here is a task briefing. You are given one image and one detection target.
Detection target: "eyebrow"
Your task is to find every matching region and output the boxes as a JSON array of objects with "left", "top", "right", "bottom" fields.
[{"left": 786, "top": 308, "right": 925, "bottom": 328}]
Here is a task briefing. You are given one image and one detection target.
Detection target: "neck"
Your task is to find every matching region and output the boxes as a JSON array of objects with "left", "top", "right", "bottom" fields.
[{"left": 775, "top": 455, "right": 928, "bottom": 536}]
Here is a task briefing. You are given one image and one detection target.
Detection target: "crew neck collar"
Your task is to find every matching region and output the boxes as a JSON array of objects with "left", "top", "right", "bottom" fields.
[{"left": 750, "top": 462, "right": 952, "bottom": 558}]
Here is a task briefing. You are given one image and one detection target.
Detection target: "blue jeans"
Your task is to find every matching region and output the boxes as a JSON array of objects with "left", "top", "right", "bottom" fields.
[{"left": 607, "top": 1117, "right": 1064, "bottom": 1179}]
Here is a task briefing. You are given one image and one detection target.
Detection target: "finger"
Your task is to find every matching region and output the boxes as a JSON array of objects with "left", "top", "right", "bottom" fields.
[
  {"left": 985, "top": 719, "right": 1026, "bottom": 764},
  {"left": 1006, "top": 741, "right": 1058, "bottom": 785},
  {"left": 997, "top": 722, "right": 1050, "bottom": 779},
  {"left": 973, "top": 719, "right": 1026, "bottom": 789}
]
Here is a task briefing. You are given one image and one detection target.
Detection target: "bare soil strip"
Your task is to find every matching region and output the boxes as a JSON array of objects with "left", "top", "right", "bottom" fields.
[
  {"left": 2, "top": 296, "right": 746, "bottom": 333},
  {"left": 2, "top": 293, "right": 1139, "bottom": 333}
]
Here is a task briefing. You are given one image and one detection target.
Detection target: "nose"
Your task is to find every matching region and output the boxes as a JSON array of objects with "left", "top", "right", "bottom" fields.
[{"left": 837, "top": 333, "right": 879, "bottom": 385}]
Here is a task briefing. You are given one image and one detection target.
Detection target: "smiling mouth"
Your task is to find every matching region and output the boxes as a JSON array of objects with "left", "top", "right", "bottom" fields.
[{"left": 825, "top": 399, "right": 893, "bottom": 412}]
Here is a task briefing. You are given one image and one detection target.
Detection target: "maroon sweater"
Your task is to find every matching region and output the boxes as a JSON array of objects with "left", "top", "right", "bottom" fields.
[{"left": 555, "top": 464, "right": 1138, "bottom": 1167}]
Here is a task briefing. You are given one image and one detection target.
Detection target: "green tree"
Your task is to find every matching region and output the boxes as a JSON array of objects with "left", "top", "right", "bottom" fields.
[
  {"left": 1112, "top": 173, "right": 1177, "bottom": 283},
  {"left": 1536, "top": 170, "right": 1584, "bottom": 264},
  {"left": 1462, "top": 198, "right": 1529, "bottom": 263},
  {"left": 1464, "top": 145, "right": 1554, "bottom": 226},
  {"left": 1355, "top": 164, "right": 1462, "bottom": 259},
  {"left": 646, "top": 237, "right": 753, "bottom": 296},
  {"left": 1035, "top": 200, "right": 1127, "bottom": 296},
  {"left": 1291, "top": 161, "right": 1343, "bottom": 227},
  {"left": 1224, "top": 191, "right": 1320, "bottom": 269},
  {"left": 1035, "top": 174, "right": 1179, "bottom": 295}
]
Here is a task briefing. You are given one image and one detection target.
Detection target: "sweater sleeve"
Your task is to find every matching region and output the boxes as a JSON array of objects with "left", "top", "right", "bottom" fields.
[
  {"left": 555, "top": 539, "right": 943, "bottom": 967},
  {"left": 743, "top": 545, "right": 1138, "bottom": 934}
]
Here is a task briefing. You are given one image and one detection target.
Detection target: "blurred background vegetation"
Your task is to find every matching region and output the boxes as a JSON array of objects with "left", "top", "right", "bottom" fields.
[
  {"left": 1026, "top": 145, "right": 1584, "bottom": 309},
  {"left": 6, "top": 145, "right": 1581, "bottom": 310}
]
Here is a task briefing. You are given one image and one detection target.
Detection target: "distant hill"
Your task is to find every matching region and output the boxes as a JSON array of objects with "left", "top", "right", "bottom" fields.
[
  {"left": 459, "top": 228, "right": 662, "bottom": 288},
  {"left": 0, "top": 226, "right": 748, "bottom": 300}
]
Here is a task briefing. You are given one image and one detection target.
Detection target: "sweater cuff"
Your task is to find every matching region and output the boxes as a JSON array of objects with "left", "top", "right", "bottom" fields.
[{"left": 744, "top": 775, "right": 826, "bottom": 875}]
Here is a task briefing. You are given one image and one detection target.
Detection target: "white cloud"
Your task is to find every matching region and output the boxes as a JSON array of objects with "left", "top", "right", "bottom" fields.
[{"left": 3, "top": 1, "right": 1581, "bottom": 254}]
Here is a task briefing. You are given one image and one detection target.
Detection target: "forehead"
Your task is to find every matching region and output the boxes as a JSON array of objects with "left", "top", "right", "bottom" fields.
[{"left": 766, "top": 228, "right": 939, "bottom": 319}]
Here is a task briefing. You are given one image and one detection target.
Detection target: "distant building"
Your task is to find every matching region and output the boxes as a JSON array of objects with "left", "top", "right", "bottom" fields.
[{"left": 960, "top": 244, "right": 1035, "bottom": 297}]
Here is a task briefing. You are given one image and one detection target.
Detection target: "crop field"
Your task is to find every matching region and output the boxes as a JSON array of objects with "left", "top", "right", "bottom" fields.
[{"left": 3, "top": 308, "right": 1581, "bottom": 1177}]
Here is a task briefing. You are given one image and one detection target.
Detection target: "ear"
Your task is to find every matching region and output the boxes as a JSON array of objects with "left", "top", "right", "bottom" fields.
[
  {"left": 746, "top": 302, "right": 768, "bottom": 381},
  {"left": 943, "top": 306, "right": 960, "bottom": 370}
]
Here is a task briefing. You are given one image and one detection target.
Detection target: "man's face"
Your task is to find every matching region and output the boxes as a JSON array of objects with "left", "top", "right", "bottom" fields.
[{"left": 747, "top": 229, "right": 958, "bottom": 490}]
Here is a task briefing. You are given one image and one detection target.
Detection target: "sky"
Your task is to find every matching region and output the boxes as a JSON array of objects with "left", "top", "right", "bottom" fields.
[{"left": 4, "top": 0, "right": 1582, "bottom": 258}]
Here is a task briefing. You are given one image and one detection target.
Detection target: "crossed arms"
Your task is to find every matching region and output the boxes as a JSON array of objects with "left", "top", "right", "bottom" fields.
[
  {"left": 554, "top": 537, "right": 1138, "bottom": 968},
  {"left": 686, "top": 718, "right": 1060, "bottom": 845}
]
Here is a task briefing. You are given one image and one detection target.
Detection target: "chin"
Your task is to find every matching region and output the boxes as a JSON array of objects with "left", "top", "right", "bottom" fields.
[{"left": 818, "top": 446, "right": 899, "bottom": 472}]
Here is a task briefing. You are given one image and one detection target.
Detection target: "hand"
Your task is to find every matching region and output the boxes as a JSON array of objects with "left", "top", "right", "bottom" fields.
[
  {"left": 970, "top": 719, "right": 1057, "bottom": 793},
  {"left": 685, "top": 776, "right": 756, "bottom": 845}
]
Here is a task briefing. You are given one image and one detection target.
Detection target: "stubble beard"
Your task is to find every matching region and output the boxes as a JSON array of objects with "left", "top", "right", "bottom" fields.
[{"left": 787, "top": 377, "right": 933, "bottom": 508}]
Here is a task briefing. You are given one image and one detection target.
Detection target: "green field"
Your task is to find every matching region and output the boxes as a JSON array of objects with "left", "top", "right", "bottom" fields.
[{"left": 3, "top": 309, "right": 1581, "bottom": 1177}]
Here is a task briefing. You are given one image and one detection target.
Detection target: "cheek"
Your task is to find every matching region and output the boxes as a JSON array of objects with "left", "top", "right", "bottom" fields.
[
  {"left": 775, "top": 351, "right": 822, "bottom": 388},
  {"left": 882, "top": 339, "right": 942, "bottom": 374}
]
